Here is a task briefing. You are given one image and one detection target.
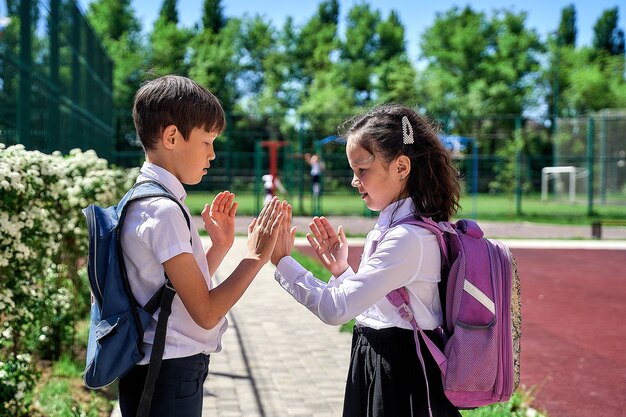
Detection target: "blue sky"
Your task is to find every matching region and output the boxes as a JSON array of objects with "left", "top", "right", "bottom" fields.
[{"left": 80, "top": 0, "right": 625, "bottom": 63}]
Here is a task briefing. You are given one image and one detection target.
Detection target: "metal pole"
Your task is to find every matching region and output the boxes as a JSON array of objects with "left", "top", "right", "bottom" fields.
[
  {"left": 515, "top": 116, "right": 523, "bottom": 216},
  {"left": 600, "top": 111, "right": 607, "bottom": 204},
  {"left": 254, "top": 141, "right": 262, "bottom": 214},
  {"left": 297, "top": 119, "right": 304, "bottom": 215},
  {"left": 471, "top": 138, "right": 478, "bottom": 218},
  {"left": 48, "top": 0, "right": 60, "bottom": 153},
  {"left": 552, "top": 40, "right": 560, "bottom": 167},
  {"left": 587, "top": 117, "right": 595, "bottom": 216},
  {"left": 18, "top": 0, "right": 31, "bottom": 149}
]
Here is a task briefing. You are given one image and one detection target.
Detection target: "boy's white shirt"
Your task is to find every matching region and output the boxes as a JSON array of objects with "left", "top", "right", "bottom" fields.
[
  {"left": 121, "top": 161, "right": 227, "bottom": 364},
  {"left": 275, "top": 197, "right": 443, "bottom": 330}
]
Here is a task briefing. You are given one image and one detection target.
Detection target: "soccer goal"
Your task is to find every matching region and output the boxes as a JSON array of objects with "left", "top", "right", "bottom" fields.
[{"left": 541, "top": 166, "right": 588, "bottom": 202}]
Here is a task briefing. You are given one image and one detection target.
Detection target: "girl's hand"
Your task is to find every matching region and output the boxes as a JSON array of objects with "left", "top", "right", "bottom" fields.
[
  {"left": 202, "top": 191, "right": 238, "bottom": 249},
  {"left": 271, "top": 201, "right": 297, "bottom": 265},
  {"left": 246, "top": 197, "right": 283, "bottom": 263},
  {"left": 307, "top": 216, "right": 349, "bottom": 277}
]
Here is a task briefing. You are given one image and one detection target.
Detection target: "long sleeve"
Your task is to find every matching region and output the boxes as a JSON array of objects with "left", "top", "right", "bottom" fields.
[{"left": 274, "top": 225, "right": 441, "bottom": 328}]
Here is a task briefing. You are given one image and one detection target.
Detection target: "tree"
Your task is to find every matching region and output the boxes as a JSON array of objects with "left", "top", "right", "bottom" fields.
[
  {"left": 557, "top": 4, "right": 576, "bottom": 46},
  {"left": 158, "top": 0, "right": 178, "bottom": 24},
  {"left": 148, "top": 0, "right": 190, "bottom": 77},
  {"left": 188, "top": 18, "right": 239, "bottom": 116},
  {"left": 295, "top": 0, "right": 340, "bottom": 84},
  {"left": 559, "top": 48, "right": 626, "bottom": 113},
  {"left": 298, "top": 69, "right": 355, "bottom": 136},
  {"left": 86, "top": 0, "right": 145, "bottom": 110},
  {"left": 417, "top": 6, "right": 542, "bottom": 154},
  {"left": 341, "top": 3, "right": 380, "bottom": 104},
  {"left": 201, "top": 0, "right": 225, "bottom": 33},
  {"left": 373, "top": 10, "right": 417, "bottom": 105},
  {"left": 592, "top": 7, "right": 622, "bottom": 55},
  {"left": 418, "top": 6, "right": 491, "bottom": 115}
]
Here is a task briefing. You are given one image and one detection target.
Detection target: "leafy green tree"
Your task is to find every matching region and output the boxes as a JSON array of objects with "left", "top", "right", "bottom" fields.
[
  {"left": 148, "top": 0, "right": 190, "bottom": 77},
  {"left": 417, "top": 6, "right": 541, "bottom": 153},
  {"left": 232, "top": 15, "right": 287, "bottom": 143},
  {"left": 189, "top": 0, "right": 238, "bottom": 117},
  {"left": 189, "top": 19, "right": 239, "bottom": 116},
  {"left": 373, "top": 10, "right": 417, "bottom": 105},
  {"left": 201, "top": 0, "right": 226, "bottom": 33},
  {"left": 298, "top": 69, "right": 355, "bottom": 136},
  {"left": 295, "top": 0, "right": 340, "bottom": 84},
  {"left": 560, "top": 48, "right": 626, "bottom": 113},
  {"left": 557, "top": 4, "right": 577, "bottom": 46},
  {"left": 375, "top": 55, "right": 418, "bottom": 105},
  {"left": 592, "top": 7, "right": 622, "bottom": 55},
  {"left": 86, "top": 0, "right": 145, "bottom": 110},
  {"left": 341, "top": 3, "right": 380, "bottom": 104},
  {"left": 418, "top": 6, "right": 491, "bottom": 115},
  {"left": 159, "top": 0, "right": 178, "bottom": 24}
]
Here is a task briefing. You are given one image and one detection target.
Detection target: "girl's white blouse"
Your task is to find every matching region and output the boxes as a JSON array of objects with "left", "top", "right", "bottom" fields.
[{"left": 274, "top": 198, "right": 443, "bottom": 330}]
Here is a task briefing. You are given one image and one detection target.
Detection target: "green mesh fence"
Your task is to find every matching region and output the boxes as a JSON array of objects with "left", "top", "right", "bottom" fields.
[{"left": 0, "top": 0, "right": 113, "bottom": 159}]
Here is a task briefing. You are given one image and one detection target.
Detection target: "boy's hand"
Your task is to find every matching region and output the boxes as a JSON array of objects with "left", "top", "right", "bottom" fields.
[
  {"left": 307, "top": 216, "right": 349, "bottom": 277},
  {"left": 246, "top": 197, "right": 283, "bottom": 263},
  {"left": 271, "top": 201, "right": 297, "bottom": 265},
  {"left": 202, "top": 191, "right": 238, "bottom": 249}
]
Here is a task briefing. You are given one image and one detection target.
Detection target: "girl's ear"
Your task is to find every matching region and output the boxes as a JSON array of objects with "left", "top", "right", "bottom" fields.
[
  {"left": 161, "top": 125, "right": 178, "bottom": 149},
  {"left": 396, "top": 155, "right": 411, "bottom": 180}
]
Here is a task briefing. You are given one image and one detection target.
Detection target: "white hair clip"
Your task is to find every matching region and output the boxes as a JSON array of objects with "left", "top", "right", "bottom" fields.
[{"left": 402, "top": 116, "right": 414, "bottom": 145}]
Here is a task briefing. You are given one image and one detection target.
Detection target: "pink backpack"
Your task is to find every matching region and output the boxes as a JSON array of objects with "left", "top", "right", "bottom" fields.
[{"left": 382, "top": 216, "right": 521, "bottom": 414}]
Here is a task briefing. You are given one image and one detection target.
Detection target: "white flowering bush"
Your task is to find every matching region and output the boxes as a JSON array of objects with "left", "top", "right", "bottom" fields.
[
  {"left": 0, "top": 143, "right": 138, "bottom": 415},
  {"left": 0, "top": 354, "right": 38, "bottom": 417}
]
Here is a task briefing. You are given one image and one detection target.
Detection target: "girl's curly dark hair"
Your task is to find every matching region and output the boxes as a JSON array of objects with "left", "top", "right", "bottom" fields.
[{"left": 340, "top": 104, "right": 461, "bottom": 222}]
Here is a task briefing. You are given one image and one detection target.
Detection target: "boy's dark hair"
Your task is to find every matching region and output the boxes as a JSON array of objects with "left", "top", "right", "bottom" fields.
[
  {"left": 340, "top": 104, "right": 461, "bottom": 222},
  {"left": 132, "top": 75, "right": 226, "bottom": 151}
]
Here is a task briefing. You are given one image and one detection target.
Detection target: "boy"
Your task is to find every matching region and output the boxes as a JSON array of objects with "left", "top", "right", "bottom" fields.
[{"left": 118, "top": 75, "right": 283, "bottom": 417}]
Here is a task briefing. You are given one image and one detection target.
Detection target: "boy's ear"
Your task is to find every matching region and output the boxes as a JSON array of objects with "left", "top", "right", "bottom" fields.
[{"left": 162, "top": 125, "right": 178, "bottom": 149}]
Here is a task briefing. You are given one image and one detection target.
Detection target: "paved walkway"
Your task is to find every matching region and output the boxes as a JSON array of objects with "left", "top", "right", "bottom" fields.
[
  {"left": 200, "top": 237, "right": 352, "bottom": 416},
  {"left": 111, "top": 218, "right": 626, "bottom": 417}
]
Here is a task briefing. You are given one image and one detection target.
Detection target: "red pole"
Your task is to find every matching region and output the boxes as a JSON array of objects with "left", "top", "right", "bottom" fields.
[{"left": 261, "top": 141, "right": 288, "bottom": 191}]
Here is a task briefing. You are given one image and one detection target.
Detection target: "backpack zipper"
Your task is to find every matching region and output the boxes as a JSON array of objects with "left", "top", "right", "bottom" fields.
[{"left": 86, "top": 206, "right": 104, "bottom": 306}]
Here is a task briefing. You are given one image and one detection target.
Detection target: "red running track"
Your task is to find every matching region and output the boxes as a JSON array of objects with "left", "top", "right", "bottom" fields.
[{"left": 294, "top": 245, "right": 626, "bottom": 417}]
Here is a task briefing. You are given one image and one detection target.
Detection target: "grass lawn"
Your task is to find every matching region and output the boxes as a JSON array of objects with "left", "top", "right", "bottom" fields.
[
  {"left": 186, "top": 191, "right": 626, "bottom": 225},
  {"left": 30, "top": 320, "right": 116, "bottom": 417}
]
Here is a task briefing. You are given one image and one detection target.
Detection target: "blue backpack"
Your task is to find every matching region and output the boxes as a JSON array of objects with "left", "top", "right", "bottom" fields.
[{"left": 82, "top": 180, "right": 190, "bottom": 417}]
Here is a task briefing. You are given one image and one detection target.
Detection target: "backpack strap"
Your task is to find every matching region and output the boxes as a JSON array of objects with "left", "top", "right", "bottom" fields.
[
  {"left": 115, "top": 180, "right": 191, "bottom": 417},
  {"left": 137, "top": 281, "right": 176, "bottom": 417},
  {"left": 367, "top": 214, "right": 450, "bottom": 367},
  {"left": 376, "top": 215, "right": 451, "bottom": 417}
]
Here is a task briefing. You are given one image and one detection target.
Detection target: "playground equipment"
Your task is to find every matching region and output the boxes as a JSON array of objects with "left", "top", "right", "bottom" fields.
[{"left": 254, "top": 140, "right": 290, "bottom": 212}]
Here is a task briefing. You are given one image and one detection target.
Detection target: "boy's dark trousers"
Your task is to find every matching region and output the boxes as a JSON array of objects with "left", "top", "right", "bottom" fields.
[{"left": 118, "top": 353, "right": 210, "bottom": 417}]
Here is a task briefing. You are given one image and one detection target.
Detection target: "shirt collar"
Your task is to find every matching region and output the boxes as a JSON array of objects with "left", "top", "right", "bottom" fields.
[
  {"left": 374, "top": 197, "right": 415, "bottom": 231},
  {"left": 138, "top": 161, "right": 187, "bottom": 202}
]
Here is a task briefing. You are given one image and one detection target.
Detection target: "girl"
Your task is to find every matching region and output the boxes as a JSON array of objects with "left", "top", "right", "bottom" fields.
[{"left": 270, "top": 104, "right": 462, "bottom": 417}]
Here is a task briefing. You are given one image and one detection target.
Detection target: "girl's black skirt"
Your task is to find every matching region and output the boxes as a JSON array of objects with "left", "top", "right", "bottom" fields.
[{"left": 343, "top": 326, "right": 461, "bottom": 417}]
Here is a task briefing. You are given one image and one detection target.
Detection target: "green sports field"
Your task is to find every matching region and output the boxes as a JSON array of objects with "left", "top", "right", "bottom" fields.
[{"left": 186, "top": 191, "right": 626, "bottom": 225}]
